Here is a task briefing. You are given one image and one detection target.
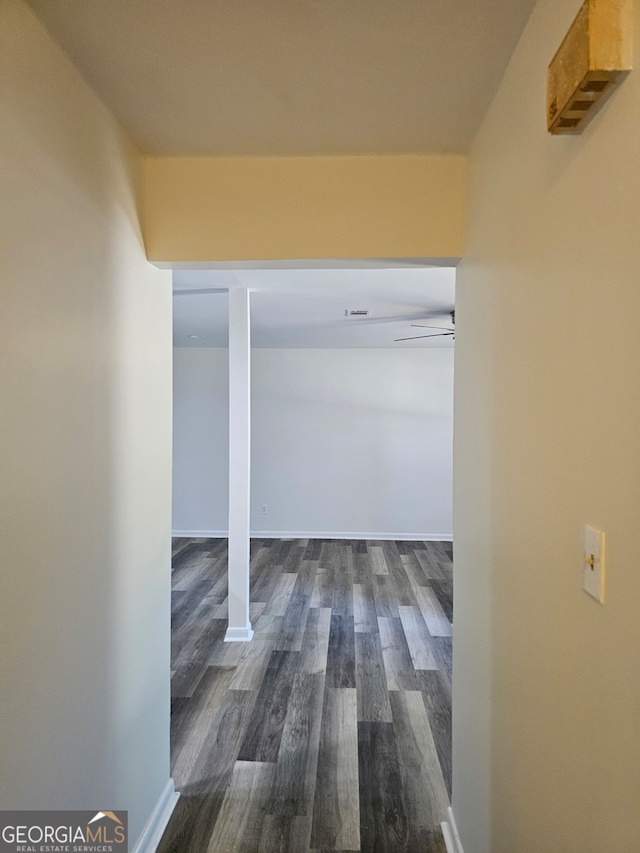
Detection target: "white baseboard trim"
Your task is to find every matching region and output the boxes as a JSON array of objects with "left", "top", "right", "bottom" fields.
[
  {"left": 224, "top": 625, "right": 254, "bottom": 642},
  {"left": 252, "top": 531, "right": 454, "bottom": 541},
  {"left": 132, "top": 778, "right": 179, "bottom": 853},
  {"left": 441, "top": 807, "right": 464, "bottom": 853},
  {"left": 173, "top": 530, "right": 453, "bottom": 542},
  {"left": 172, "top": 530, "right": 227, "bottom": 538}
]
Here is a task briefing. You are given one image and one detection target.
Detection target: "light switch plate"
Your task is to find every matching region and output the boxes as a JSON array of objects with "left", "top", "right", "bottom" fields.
[{"left": 583, "top": 525, "right": 605, "bottom": 603}]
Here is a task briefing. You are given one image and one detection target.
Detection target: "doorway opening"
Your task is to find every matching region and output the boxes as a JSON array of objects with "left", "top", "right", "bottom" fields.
[{"left": 164, "top": 259, "right": 456, "bottom": 851}]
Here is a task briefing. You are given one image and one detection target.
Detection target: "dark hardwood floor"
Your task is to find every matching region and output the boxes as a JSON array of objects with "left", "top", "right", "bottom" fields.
[{"left": 158, "top": 537, "right": 453, "bottom": 853}]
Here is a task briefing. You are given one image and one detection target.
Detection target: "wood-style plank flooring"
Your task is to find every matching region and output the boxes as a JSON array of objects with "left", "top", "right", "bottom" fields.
[{"left": 158, "top": 537, "right": 453, "bottom": 853}]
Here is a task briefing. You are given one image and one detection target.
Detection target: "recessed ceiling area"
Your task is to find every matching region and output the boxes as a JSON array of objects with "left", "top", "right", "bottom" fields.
[
  {"left": 173, "top": 267, "right": 455, "bottom": 348},
  {"left": 29, "top": 0, "right": 536, "bottom": 156}
]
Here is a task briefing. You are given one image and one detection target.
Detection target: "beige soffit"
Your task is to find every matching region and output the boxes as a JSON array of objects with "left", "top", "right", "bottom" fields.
[{"left": 29, "top": 0, "right": 536, "bottom": 156}]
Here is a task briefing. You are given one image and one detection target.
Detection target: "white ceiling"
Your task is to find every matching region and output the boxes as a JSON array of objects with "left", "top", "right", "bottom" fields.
[
  {"left": 173, "top": 267, "right": 456, "bottom": 348},
  {"left": 29, "top": 0, "right": 536, "bottom": 156}
]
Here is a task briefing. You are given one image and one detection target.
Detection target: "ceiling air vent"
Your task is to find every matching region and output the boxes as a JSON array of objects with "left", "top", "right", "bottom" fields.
[{"left": 345, "top": 309, "right": 371, "bottom": 318}]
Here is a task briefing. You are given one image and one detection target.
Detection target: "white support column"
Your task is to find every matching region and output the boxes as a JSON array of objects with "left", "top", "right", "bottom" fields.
[{"left": 225, "top": 287, "right": 254, "bottom": 642}]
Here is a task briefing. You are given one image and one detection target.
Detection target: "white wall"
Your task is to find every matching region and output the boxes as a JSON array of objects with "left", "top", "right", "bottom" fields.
[
  {"left": 0, "top": 1, "right": 173, "bottom": 845},
  {"left": 172, "top": 347, "right": 453, "bottom": 538},
  {"left": 453, "top": 0, "right": 640, "bottom": 850},
  {"left": 172, "top": 349, "right": 230, "bottom": 533}
]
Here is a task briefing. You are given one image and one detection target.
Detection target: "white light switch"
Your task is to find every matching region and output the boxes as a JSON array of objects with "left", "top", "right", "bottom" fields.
[{"left": 583, "top": 525, "right": 605, "bottom": 603}]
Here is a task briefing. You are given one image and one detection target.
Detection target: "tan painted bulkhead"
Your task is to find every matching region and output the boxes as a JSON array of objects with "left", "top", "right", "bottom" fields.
[{"left": 143, "top": 155, "right": 467, "bottom": 263}]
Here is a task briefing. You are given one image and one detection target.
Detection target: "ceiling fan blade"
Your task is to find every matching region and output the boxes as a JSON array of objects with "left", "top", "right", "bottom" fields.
[
  {"left": 394, "top": 332, "right": 455, "bottom": 342},
  {"left": 410, "top": 324, "right": 455, "bottom": 331}
]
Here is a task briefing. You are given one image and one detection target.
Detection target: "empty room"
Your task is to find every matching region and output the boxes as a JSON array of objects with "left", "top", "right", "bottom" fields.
[{"left": 163, "top": 266, "right": 455, "bottom": 850}]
